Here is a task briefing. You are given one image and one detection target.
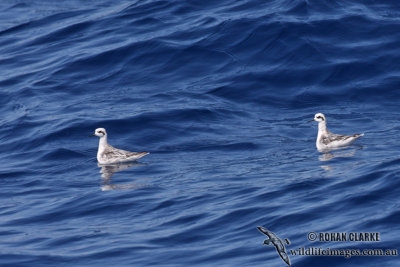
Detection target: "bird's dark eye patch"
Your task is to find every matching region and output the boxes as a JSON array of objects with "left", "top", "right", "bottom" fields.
[
  {"left": 98, "top": 131, "right": 105, "bottom": 135},
  {"left": 316, "top": 116, "right": 324, "bottom": 120}
]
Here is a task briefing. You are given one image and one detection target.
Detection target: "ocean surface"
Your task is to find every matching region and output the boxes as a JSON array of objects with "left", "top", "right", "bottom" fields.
[{"left": 1, "top": 0, "right": 399, "bottom": 266}]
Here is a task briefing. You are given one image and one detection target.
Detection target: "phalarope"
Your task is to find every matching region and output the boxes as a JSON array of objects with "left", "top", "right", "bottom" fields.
[
  {"left": 92, "top": 128, "right": 149, "bottom": 164},
  {"left": 312, "top": 113, "right": 364, "bottom": 152}
]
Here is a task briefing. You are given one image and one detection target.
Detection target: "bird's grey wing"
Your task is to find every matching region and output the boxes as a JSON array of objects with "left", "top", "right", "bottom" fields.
[
  {"left": 257, "top": 226, "right": 274, "bottom": 239},
  {"left": 125, "top": 151, "right": 149, "bottom": 158},
  {"left": 323, "top": 132, "right": 353, "bottom": 144},
  {"left": 276, "top": 248, "right": 291, "bottom": 266},
  {"left": 104, "top": 146, "right": 148, "bottom": 160},
  {"left": 273, "top": 239, "right": 291, "bottom": 265},
  {"left": 103, "top": 146, "right": 130, "bottom": 159}
]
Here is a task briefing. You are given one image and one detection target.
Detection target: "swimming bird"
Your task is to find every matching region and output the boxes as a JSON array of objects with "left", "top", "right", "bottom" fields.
[
  {"left": 257, "top": 226, "right": 291, "bottom": 266},
  {"left": 312, "top": 113, "right": 364, "bottom": 152},
  {"left": 91, "top": 128, "right": 149, "bottom": 164}
]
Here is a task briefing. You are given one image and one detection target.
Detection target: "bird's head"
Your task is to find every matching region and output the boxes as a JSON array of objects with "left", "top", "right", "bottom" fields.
[
  {"left": 93, "top": 128, "right": 107, "bottom": 137},
  {"left": 313, "top": 113, "right": 326, "bottom": 123}
]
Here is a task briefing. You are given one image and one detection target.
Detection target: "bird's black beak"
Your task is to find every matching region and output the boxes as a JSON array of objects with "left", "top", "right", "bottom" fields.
[
  {"left": 89, "top": 134, "right": 95, "bottom": 137},
  {"left": 308, "top": 119, "right": 315, "bottom": 122}
]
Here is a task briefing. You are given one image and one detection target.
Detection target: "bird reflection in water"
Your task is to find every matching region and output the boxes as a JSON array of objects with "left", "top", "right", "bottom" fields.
[
  {"left": 319, "top": 146, "right": 363, "bottom": 171},
  {"left": 98, "top": 162, "right": 149, "bottom": 191}
]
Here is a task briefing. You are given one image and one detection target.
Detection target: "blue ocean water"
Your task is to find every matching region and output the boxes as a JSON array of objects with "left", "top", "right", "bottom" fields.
[{"left": 1, "top": 0, "right": 399, "bottom": 266}]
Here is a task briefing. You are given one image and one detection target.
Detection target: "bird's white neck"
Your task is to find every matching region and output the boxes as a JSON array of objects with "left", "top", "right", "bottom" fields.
[
  {"left": 98, "top": 136, "right": 108, "bottom": 153},
  {"left": 318, "top": 121, "right": 328, "bottom": 134},
  {"left": 317, "top": 121, "right": 328, "bottom": 147}
]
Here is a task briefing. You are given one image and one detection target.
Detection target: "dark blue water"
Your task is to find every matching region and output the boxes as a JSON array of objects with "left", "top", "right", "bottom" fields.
[{"left": 1, "top": 0, "right": 399, "bottom": 266}]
